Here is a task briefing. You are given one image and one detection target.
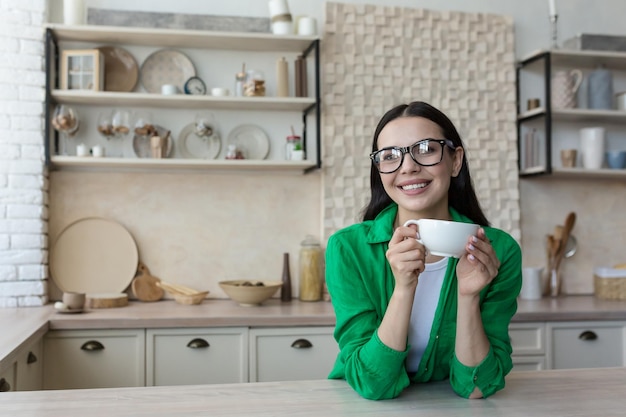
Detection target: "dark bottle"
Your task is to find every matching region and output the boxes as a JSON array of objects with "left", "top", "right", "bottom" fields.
[{"left": 281, "top": 252, "right": 292, "bottom": 301}]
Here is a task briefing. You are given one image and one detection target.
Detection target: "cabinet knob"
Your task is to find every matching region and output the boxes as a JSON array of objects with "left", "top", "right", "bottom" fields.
[
  {"left": 0, "top": 378, "right": 10, "bottom": 392},
  {"left": 578, "top": 330, "right": 598, "bottom": 341},
  {"left": 80, "top": 340, "right": 105, "bottom": 351},
  {"left": 291, "top": 338, "right": 313, "bottom": 349},
  {"left": 187, "top": 338, "right": 210, "bottom": 349},
  {"left": 27, "top": 351, "right": 38, "bottom": 364}
]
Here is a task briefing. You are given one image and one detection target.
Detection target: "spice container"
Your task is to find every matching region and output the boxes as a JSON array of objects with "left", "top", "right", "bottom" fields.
[
  {"left": 225, "top": 144, "right": 245, "bottom": 160},
  {"left": 299, "top": 235, "right": 323, "bottom": 301},
  {"left": 234, "top": 63, "right": 246, "bottom": 97}
]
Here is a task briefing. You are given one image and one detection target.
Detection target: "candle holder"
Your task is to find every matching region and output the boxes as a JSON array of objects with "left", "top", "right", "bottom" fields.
[{"left": 549, "top": 14, "right": 559, "bottom": 49}]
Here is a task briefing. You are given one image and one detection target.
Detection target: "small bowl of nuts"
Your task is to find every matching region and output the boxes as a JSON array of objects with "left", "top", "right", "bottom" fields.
[{"left": 218, "top": 280, "right": 282, "bottom": 307}]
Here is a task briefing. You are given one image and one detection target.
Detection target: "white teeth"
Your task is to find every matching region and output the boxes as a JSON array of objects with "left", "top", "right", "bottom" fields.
[{"left": 401, "top": 183, "right": 426, "bottom": 190}]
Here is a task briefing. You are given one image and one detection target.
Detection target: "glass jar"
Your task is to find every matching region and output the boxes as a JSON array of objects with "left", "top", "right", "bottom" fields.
[
  {"left": 285, "top": 134, "right": 301, "bottom": 160},
  {"left": 299, "top": 235, "right": 323, "bottom": 301},
  {"left": 243, "top": 70, "right": 265, "bottom": 97}
]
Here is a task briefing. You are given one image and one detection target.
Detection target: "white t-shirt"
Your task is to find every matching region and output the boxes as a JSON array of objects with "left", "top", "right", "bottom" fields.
[{"left": 405, "top": 257, "right": 449, "bottom": 373}]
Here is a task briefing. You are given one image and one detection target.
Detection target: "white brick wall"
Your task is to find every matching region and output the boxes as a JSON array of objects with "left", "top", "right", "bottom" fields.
[{"left": 0, "top": 0, "right": 48, "bottom": 307}]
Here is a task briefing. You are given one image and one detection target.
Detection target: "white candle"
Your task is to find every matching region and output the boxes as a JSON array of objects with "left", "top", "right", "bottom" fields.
[{"left": 549, "top": 0, "right": 557, "bottom": 16}]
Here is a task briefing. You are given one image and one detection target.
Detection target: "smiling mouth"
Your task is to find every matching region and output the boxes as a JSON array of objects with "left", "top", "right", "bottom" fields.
[{"left": 400, "top": 182, "right": 428, "bottom": 191}]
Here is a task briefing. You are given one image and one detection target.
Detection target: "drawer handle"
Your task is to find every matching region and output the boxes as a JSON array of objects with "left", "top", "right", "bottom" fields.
[
  {"left": 80, "top": 340, "right": 105, "bottom": 351},
  {"left": 187, "top": 338, "right": 210, "bottom": 349},
  {"left": 291, "top": 338, "right": 313, "bottom": 349},
  {"left": 27, "top": 351, "right": 38, "bottom": 364},
  {"left": 578, "top": 331, "right": 598, "bottom": 341},
  {"left": 0, "top": 378, "right": 10, "bottom": 392}
]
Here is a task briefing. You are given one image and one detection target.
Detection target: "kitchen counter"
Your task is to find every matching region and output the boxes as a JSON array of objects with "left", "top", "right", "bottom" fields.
[
  {"left": 2, "top": 367, "right": 626, "bottom": 416},
  {"left": 3, "top": 295, "right": 626, "bottom": 373}
]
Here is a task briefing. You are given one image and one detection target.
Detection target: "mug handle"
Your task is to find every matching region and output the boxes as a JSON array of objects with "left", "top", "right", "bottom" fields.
[
  {"left": 570, "top": 69, "right": 583, "bottom": 94},
  {"left": 402, "top": 219, "right": 425, "bottom": 246}
]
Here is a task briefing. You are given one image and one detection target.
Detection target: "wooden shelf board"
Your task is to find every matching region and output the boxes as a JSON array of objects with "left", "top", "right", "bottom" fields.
[
  {"left": 551, "top": 167, "right": 626, "bottom": 179},
  {"left": 51, "top": 90, "right": 316, "bottom": 111},
  {"left": 46, "top": 24, "right": 318, "bottom": 52},
  {"left": 50, "top": 156, "right": 317, "bottom": 172},
  {"left": 521, "top": 48, "right": 626, "bottom": 70}
]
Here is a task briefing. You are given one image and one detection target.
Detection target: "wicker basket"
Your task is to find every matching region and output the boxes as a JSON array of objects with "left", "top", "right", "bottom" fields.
[{"left": 594, "top": 267, "right": 626, "bottom": 300}]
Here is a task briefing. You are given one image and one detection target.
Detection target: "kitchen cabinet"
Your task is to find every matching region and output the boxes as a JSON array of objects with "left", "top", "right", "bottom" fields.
[
  {"left": 15, "top": 338, "right": 43, "bottom": 391},
  {"left": 249, "top": 326, "right": 338, "bottom": 382},
  {"left": 509, "top": 322, "right": 547, "bottom": 371},
  {"left": 0, "top": 362, "right": 16, "bottom": 392},
  {"left": 547, "top": 321, "right": 626, "bottom": 369},
  {"left": 516, "top": 49, "right": 626, "bottom": 179},
  {"left": 44, "top": 24, "right": 321, "bottom": 173},
  {"left": 146, "top": 327, "right": 248, "bottom": 386},
  {"left": 43, "top": 329, "right": 145, "bottom": 390}
]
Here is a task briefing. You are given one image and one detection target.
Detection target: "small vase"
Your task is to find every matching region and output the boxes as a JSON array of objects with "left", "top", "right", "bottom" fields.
[
  {"left": 281, "top": 252, "right": 292, "bottom": 301},
  {"left": 63, "top": 0, "right": 85, "bottom": 25}
]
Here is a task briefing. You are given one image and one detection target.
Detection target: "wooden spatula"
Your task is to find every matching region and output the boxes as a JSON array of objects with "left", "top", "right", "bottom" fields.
[{"left": 131, "top": 262, "right": 164, "bottom": 302}]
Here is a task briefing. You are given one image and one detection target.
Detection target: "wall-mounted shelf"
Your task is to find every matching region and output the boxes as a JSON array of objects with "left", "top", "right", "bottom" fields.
[
  {"left": 44, "top": 24, "right": 322, "bottom": 174},
  {"left": 516, "top": 49, "right": 626, "bottom": 178}
]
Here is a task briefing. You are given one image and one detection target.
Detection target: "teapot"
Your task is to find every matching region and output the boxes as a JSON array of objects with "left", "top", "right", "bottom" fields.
[{"left": 551, "top": 69, "right": 583, "bottom": 109}]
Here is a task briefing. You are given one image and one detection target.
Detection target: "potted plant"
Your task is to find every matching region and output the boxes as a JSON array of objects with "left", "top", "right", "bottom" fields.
[{"left": 291, "top": 142, "right": 305, "bottom": 161}]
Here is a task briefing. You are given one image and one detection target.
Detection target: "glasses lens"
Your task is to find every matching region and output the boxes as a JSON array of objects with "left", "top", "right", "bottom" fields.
[
  {"left": 411, "top": 140, "right": 444, "bottom": 166},
  {"left": 374, "top": 148, "right": 403, "bottom": 173}
]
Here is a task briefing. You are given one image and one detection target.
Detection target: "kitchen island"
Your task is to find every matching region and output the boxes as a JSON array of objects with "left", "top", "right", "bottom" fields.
[{"left": 2, "top": 367, "right": 625, "bottom": 416}]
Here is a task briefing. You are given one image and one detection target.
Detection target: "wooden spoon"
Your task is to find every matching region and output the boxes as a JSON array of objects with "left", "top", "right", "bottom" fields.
[
  {"left": 555, "top": 212, "right": 576, "bottom": 271},
  {"left": 131, "top": 262, "right": 164, "bottom": 302}
]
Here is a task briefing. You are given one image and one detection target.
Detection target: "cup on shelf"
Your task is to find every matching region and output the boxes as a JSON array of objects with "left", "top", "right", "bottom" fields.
[
  {"left": 76, "top": 143, "right": 88, "bottom": 157},
  {"left": 579, "top": 127, "right": 606, "bottom": 169},
  {"left": 560, "top": 149, "right": 577, "bottom": 168},
  {"left": 606, "top": 150, "right": 626, "bottom": 169},
  {"left": 91, "top": 145, "right": 105, "bottom": 158},
  {"left": 161, "top": 84, "right": 178, "bottom": 95}
]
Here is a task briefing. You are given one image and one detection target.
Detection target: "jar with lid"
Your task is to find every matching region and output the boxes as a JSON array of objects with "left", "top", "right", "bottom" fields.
[
  {"left": 234, "top": 63, "right": 246, "bottom": 97},
  {"left": 243, "top": 70, "right": 266, "bottom": 97},
  {"left": 299, "top": 235, "right": 323, "bottom": 301},
  {"left": 285, "top": 134, "right": 302, "bottom": 160}
]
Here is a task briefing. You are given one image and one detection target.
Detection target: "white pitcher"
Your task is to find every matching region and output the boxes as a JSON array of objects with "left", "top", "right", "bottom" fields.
[{"left": 551, "top": 69, "right": 583, "bottom": 109}]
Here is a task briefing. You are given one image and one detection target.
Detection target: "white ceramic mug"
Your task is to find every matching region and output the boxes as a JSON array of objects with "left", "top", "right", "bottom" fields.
[
  {"left": 161, "top": 84, "right": 178, "bottom": 95},
  {"left": 91, "top": 145, "right": 105, "bottom": 158},
  {"left": 297, "top": 16, "right": 317, "bottom": 36},
  {"left": 551, "top": 69, "right": 583, "bottom": 109},
  {"left": 579, "top": 127, "right": 605, "bottom": 169},
  {"left": 403, "top": 219, "right": 479, "bottom": 258},
  {"left": 520, "top": 267, "right": 544, "bottom": 300}
]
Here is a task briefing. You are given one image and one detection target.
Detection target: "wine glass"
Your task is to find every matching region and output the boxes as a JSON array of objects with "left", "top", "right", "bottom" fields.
[
  {"left": 97, "top": 111, "right": 114, "bottom": 140},
  {"left": 194, "top": 112, "right": 215, "bottom": 138},
  {"left": 51, "top": 105, "right": 80, "bottom": 155},
  {"left": 111, "top": 109, "right": 131, "bottom": 138}
]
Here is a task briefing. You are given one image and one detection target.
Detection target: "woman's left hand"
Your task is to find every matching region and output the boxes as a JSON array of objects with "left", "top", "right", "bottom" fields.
[{"left": 456, "top": 228, "right": 500, "bottom": 297}]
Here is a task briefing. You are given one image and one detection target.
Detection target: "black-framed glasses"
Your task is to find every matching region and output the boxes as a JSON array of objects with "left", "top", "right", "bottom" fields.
[{"left": 369, "top": 139, "right": 456, "bottom": 174}]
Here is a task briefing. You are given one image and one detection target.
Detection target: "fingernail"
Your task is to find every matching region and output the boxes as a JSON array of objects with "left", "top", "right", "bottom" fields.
[
  {"left": 472, "top": 236, "right": 478, "bottom": 243},
  {"left": 468, "top": 254, "right": 475, "bottom": 261},
  {"left": 468, "top": 244, "right": 475, "bottom": 251}
]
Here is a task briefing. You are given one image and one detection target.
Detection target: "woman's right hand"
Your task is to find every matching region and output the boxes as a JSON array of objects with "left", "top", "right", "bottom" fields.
[{"left": 386, "top": 225, "right": 426, "bottom": 290}]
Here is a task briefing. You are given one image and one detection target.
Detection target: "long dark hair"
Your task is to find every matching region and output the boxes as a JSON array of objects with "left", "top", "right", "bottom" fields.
[{"left": 361, "top": 101, "right": 490, "bottom": 226}]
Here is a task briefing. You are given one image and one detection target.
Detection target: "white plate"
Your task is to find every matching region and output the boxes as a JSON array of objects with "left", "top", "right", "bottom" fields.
[
  {"left": 132, "top": 125, "right": 174, "bottom": 158},
  {"left": 140, "top": 49, "right": 196, "bottom": 94},
  {"left": 226, "top": 125, "right": 270, "bottom": 160},
  {"left": 50, "top": 217, "right": 138, "bottom": 294},
  {"left": 178, "top": 122, "right": 221, "bottom": 159}
]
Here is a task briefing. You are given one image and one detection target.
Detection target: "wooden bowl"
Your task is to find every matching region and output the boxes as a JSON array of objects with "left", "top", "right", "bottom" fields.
[
  {"left": 218, "top": 280, "right": 282, "bottom": 306},
  {"left": 172, "top": 291, "right": 209, "bottom": 305}
]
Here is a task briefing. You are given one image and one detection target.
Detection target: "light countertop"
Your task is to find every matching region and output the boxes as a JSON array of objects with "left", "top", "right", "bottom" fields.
[
  {"left": 2, "top": 295, "right": 626, "bottom": 373},
  {"left": 2, "top": 367, "right": 626, "bottom": 416}
]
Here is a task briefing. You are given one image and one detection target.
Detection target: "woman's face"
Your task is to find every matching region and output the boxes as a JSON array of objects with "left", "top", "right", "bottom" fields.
[{"left": 376, "top": 116, "right": 463, "bottom": 223}]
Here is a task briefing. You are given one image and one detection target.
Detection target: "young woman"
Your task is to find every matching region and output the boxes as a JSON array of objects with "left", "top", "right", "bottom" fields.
[{"left": 325, "top": 101, "right": 522, "bottom": 400}]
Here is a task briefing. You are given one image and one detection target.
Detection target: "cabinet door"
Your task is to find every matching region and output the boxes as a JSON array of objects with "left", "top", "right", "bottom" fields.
[
  {"left": 509, "top": 322, "right": 545, "bottom": 356},
  {"left": 249, "top": 327, "right": 338, "bottom": 382},
  {"left": 146, "top": 327, "right": 248, "bottom": 386},
  {"left": 512, "top": 356, "right": 546, "bottom": 372},
  {"left": 16, "top": 339, "right": 43, "bottom": 391},
  {"left": 548, "top": 321, "right": 626, "bottom": 369},
  {"left": 43, "top": 329, "right": 145, "bottom": 389},
  {"left": 0, "top": 362, "right": 16, "bottom": 392}
]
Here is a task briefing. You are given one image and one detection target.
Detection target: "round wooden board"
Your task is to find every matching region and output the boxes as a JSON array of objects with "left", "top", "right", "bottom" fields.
[{"left": 86, "top": 293, "right": 129, "bottom": 309}]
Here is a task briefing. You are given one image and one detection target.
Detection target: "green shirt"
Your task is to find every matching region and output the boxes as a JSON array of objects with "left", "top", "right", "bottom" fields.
[{"left": 325, "top": 203, "right": 522, "bottom": 400}]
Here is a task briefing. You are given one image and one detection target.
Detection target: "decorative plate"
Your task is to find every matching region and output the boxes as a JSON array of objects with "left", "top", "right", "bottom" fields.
[
  {"left": 178, "top": 122, "right": 221, "bottom": 159},
  {"left": 226, "top": 124, "right": 270, "bottom": 160},
  {"left": 50, "top": 217, "right": 138, "bottom": 294},
  {"left": 132, "top": 125, "right": 174, "bottom": 158},
  {"left": 140, "top": 49, "right": 196, "bottom": 94},
  {"left": 97, "top": 46, "right": 139, "bottom": 92}
]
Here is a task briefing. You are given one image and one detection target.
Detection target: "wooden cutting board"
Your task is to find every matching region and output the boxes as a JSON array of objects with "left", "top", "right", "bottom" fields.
[
  {"left": 131, "top": 262, "right": 164, "bottom": 302},
  {"left": 86, "top": 293, "right": 128, "bottom": 309}
]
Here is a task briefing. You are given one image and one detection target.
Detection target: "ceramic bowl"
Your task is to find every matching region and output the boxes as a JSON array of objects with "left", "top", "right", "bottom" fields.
[
  {"left": 606, "top": 150, "right": 626, "bottom": 169},
  {"left": 218, "top": 280, "right": 283, "bottom": 307}
]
